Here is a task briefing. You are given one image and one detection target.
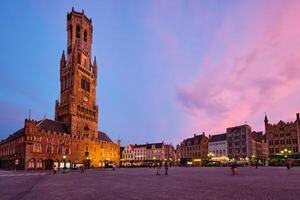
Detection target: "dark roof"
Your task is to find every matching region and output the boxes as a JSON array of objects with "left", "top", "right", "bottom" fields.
[
  {"left": 252, "top": 131, "right": 264, "bottom": 141},
  {"left": 37, "top": 119, "right": 68, "bottom": 133},
  {"left": 1, "top": 128, "right": 25, "bottom": 142},
  {"left": 134, "top": 144, "right": 147, "bottom": 148},
  {"left": 146, "top": 143, "right": 163, "bottom": 149},
  {"left": 98, "top": 131, "right": 112, "bottom": 142},
  {"left": 209, "top": 133, "right": 226, "bottom": 142},
  {"left": 183, "top": 134, "right": 206, "bottom": 146}
]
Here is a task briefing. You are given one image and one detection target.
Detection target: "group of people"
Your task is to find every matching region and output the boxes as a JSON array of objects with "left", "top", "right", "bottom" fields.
[
  {"left": 155, "top": 162, "right": 169, "bottom": 176},
  {"left": 53, "top": 163, "right": 117, "bottom": 174}
]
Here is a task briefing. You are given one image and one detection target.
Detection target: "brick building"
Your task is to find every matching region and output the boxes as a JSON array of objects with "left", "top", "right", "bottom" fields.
[
  {"left": 265, "top": 113, "right": 300, "bottom": 156},
  {"left": 0, "top": 8, "right": 120, "bottom": 170},
  {"left": 177, "top": 133, "right": 208, "bottom": 166}
]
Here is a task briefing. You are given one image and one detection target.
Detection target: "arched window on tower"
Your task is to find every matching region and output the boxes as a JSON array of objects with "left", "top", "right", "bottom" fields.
[
  {"left": 69, "top": 25, "right": 73, "bottom": 40},
  {"left": 76, "top": 25, "right": 81, "bottom": 38},
  {"left": 77, "top": 53, "right": 81, "bottom": 64},
  {"left": 84, "top": 30, "right": 87, "bottom": 42}
]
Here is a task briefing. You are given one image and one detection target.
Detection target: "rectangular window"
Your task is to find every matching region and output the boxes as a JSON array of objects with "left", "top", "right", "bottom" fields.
[{"left": 81, "top": 77, "right": 90, "bottom": 92}]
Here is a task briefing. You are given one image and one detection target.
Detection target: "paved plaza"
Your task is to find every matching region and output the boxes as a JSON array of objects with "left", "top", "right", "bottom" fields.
[{"left": 0, "top": 167, "right": 299, "bottom": 200}]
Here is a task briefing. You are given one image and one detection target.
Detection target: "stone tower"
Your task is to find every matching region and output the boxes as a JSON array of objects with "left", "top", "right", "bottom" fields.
[{"left": 55, "top": 8, "right": 98, "bottom": 138}]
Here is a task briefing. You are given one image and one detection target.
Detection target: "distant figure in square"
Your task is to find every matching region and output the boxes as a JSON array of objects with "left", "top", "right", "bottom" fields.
[
  {"left": 164, "top": 162, "right": 168, "bottom": 176},
  {"left": 112, "top": 164, "right": 116, "bottom": 171},
  {"left": 286, "top": 159, "right": 292, "bottom": 170},
  {"left": 80, "top": 165, "right": 84, "bottom": 173},
  {"left": 53, "top": 165, "right": 57, "bottom": 175},
  {"left": 231, "top": 162, "right": 237, "bottom": 175},
  {"left": 156, "top": 163, "right": 161, "bottom": 176}
]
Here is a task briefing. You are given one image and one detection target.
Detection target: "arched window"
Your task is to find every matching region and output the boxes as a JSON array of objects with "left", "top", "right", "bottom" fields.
[
  {"left": 36, "top": 159, "right": 43, "bottom": 168},
  {"left": 46, "top": 145, "right": 53, "bottom": 154},
  {"left": 77, "top": 53, "right": 81, "bottom": 64},
  {"left": 76, "top": 25, "right": 80, "bottom": 38},
  {"left": 28, "top": 159, "right": 35, "bottom": 169},
  {"left": 69, "top": 25, "right": 73, "bottom": 40},
  {"left": 58, "top": 146, "right": 63, "bottom": 154},
  {"left": 65, "top": 147, "right": 70, "bottom": 155},
  {"left": 84, "top": 30, "right": 87, "bottom": 42}
]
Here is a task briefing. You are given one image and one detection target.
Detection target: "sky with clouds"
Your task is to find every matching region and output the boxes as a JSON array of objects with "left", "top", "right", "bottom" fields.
[{"left": 0, "top": 0, "right": 300, "bottom": 145}]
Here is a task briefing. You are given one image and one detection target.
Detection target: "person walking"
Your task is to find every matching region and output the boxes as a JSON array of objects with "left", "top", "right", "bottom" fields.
[
  {"left": 231, "top": 162, "right": 237, "bottom": 176},
  {"left": 112, "top": 164, "right": 116, "bottom": 171},
  {"left": 53, "top": 165, "right": 57, "bottom": 175},
  {"left": 164, "top": 162, "right": 168, "bottom": 176},
  {"left": 156, "top": 163, "right": 161, "bottom": 176},
  {"left": 80, "top": 165, "right": 84, "bottom": 173}
]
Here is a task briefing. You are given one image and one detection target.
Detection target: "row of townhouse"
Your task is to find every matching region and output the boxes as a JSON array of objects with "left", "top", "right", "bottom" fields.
[
  {"left": 176, "top": 125, "right": 268, "bottom": 166},
  {"left": 121, "top": 142, "right": 175, "bottom": 166},
  {"left": 175, "top": 113, "right": 300, "bottom": 166}
]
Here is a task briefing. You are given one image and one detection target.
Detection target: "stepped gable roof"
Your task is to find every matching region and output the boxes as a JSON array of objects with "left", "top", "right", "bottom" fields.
[
  {"left": 146, "top": 143, "right": 163, "bottom": 149},
  {"left": 98, "top": 131, "right": 112, "bottom": 142},
  {"left": 209, "top": 133, "right": 227, "bottom": 142},
  {"left": 252, "top": 131, "right": 264, "bottom": 141},
  {"left": 183, "top": 134, "right": 206, "bottom": 145},
  {"left": 37, "top": 119, "right": 68, "bottom": 133}
]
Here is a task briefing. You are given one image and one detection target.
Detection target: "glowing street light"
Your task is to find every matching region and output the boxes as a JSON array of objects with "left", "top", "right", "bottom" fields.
[{"left": 281, "top": 148, "right": 292, "bottom": 158}]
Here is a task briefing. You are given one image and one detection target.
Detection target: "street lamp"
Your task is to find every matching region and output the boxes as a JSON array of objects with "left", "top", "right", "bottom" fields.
[
  {"left": 281, "top": 148, "right": 291, "bottom": 158},
  {"left": 207, "top": 152, "right": 215, "bottom": 160}
]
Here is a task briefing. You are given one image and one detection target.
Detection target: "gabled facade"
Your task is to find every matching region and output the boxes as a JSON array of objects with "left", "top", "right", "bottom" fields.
[
  {"left": 265, "top": 113, "right": 300, "bottom": 156},
  {"left": 177, "top": 133, "right": 209, "bottom": 165}
]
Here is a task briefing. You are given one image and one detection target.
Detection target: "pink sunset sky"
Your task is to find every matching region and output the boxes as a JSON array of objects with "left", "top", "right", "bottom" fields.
[
  {"left": 176, "top": 0, "right": 300, "bottom": 136},
  {"left": 1, "top": 0, "right": 300, "bottom": 144}
]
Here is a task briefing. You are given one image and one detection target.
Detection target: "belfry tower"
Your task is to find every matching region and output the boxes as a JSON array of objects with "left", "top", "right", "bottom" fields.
[{"left": 55, "top": 8, "right": 98, "bottom": 138}]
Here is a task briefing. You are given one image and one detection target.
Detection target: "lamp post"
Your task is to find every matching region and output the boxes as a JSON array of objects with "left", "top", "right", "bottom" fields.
[
  {"left": 280, "top": 148, "right": 292, "bottom": 159},
  {"left": 63, "top": 155, "right": 66, "bottom": 173},
  {"left": 207, "top": 152, "right": 215, "bottom": 161}
]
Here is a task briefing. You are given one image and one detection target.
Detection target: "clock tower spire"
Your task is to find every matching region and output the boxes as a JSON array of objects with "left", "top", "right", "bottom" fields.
[{"left": 55, "top": 8, "right": 98, "bottom": 138}]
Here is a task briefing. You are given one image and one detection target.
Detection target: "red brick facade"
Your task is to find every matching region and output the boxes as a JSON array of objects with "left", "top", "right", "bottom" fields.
[{"left": 0, "top": 8, "right": 120, "bottom": 170}]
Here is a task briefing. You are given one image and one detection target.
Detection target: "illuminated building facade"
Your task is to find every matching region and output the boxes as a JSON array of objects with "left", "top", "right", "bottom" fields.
[{"left": 0, "top": 8, "right": 120, "bottom": 170}]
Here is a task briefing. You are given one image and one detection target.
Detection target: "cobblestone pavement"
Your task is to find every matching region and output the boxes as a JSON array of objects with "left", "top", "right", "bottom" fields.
[{"left": 0, "top": 167, "right": 299, "bottom": 200}]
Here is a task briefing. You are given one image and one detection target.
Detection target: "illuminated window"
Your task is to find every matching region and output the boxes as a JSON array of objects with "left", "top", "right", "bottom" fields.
[{"left": 28, "top": 159, "right": 35, "bottom": 169}]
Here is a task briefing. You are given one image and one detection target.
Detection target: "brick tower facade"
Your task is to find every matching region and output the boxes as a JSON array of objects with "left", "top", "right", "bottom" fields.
[
  {"left": 55, "top": 9, "right": 98, "bottom": 139},
  {"left": 0, "top": 8, "right": 120, "bottom": 170}
]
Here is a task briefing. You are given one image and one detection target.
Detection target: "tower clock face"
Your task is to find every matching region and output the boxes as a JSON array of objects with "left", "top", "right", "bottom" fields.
[{"left": 83, "top": 96, "right": 88, "bottom": 102}]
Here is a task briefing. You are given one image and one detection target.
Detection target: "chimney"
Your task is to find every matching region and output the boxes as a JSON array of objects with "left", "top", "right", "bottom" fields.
[{"left": 297, "top": 113, "right": 300, "bottom": 124}]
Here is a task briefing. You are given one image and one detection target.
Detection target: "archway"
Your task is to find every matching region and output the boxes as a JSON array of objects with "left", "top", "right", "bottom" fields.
[{"left": 44, "top": 159, "right": 53, "bottom": 170}]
